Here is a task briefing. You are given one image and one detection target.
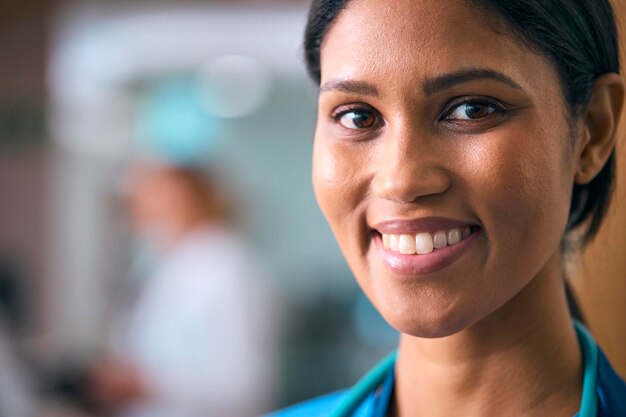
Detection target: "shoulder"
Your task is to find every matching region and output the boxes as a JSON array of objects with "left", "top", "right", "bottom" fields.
[
  {"left": 263, "top": 391, "right": 346, "bottom": 417},
  {"left": 597, "top": 348, "right": 626, "bottom": 416}
]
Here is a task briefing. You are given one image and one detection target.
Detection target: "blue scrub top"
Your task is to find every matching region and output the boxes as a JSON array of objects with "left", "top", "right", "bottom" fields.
[{"left": 266, "top": 347, "right": 626, "bottom": 417}]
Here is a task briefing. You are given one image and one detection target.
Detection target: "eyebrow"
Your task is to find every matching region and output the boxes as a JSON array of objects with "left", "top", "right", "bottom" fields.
[
  {"left": 319, "top": 79, "right": 379, "bottom": 96},
  {"left": 422, "top": 68, "right": 522, "bottom": 95},
  {"left": 319, "top": 68, "right": 522, "bottom": 98}
]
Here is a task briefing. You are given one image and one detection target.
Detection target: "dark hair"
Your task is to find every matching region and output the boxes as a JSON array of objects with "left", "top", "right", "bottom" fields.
[{"left": 304, "top": 0, "right": 620, "bottom": 247}]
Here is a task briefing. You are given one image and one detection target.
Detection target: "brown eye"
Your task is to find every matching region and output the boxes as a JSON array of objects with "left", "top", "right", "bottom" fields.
[
  {"left": 446, "top": 101, "right": 500, "bottom": 121},
  {"left": 338, "top": 110, "right": 377, "bottom": 129}
]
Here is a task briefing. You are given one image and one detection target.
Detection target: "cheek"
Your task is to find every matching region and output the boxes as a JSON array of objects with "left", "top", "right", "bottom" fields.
[
  {"left": 465, "top": 122, "right": 574, "bottom": 264},
  {"left": 312, "top": 136, "right": 376, "bottom": 279},
  {"left": 312, "top": 139, "right": 368, "bottom": 227}
]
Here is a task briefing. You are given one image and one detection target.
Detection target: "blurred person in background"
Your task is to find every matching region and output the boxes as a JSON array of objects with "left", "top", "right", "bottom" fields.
[{"left": 89, "top": 163, "right": 277, "bottom": 417}]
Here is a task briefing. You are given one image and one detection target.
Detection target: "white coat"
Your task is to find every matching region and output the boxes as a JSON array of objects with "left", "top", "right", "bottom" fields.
[{"left": 113, "top": 225, "right": 277, "bottom": 417}]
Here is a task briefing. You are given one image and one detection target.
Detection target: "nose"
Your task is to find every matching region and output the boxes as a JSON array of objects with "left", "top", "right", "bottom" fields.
[{"left": 371, "top": 125, "right": 452, "bottom": 204}]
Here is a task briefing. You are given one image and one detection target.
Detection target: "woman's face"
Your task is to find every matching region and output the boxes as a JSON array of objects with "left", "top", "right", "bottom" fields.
[{"left": 313, "top": 0, "right": 581, "bottom": 337}]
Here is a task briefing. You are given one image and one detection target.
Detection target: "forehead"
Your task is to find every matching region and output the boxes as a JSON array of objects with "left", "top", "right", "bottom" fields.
[{"left": 320, "top": 0, "right": 553, "bottom": 93}]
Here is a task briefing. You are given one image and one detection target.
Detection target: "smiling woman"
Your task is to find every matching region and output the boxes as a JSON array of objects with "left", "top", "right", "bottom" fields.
[{"left": 267, "top": 0, "right": 626, "bottom": 416}]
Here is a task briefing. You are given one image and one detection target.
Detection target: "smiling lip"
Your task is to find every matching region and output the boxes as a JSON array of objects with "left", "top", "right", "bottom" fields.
[
  {"left": 372, "top": 217, "right": 482, "bottom": 276},
  {"left": 373, "top": 217, "right": 475, "bottom": 235}
]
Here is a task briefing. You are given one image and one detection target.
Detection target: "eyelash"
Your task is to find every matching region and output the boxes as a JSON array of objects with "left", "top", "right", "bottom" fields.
[
  {"left": 330, "top": 104, "right": 380, "bottom": 129},
  {"left": 329, "top": 97, "right": 508, "bottom": 131},
  {"left": 440, "top": 96, "right": 507, "bottom": 121}
]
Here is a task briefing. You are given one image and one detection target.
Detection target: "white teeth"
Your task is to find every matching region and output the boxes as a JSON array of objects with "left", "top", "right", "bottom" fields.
[
  {"left": 380, "top": 226, "right": 475, "bottom": 255},
  {"left": 433, "top": 230, "right": 447, "bottom": 249},
  {"left": 399, "top": 235, "right": 416, "bottom": 254},
  {"left": 415, "top": 233, "right": 434, "bottom": 254},
  {"left": 383, "top": 234, "right": 391, "bottom": 249},
  {"left": 389, "top": 234, "right": 400, "bottom": 251},
  {"left": 447, "top": 228, "right": 461, "bottom": 246}
]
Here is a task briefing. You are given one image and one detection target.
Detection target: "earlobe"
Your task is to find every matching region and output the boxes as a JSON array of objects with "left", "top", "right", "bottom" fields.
[{"left": 575, "top": 73, "right": 625, "bottom": 185}]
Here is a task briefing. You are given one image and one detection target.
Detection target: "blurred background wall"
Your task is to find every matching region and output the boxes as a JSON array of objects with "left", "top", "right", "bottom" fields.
[
  {"left": 0, "top": 0, "right": 48, "bottom": 339},
  {"left": 0, "top": 0, "right": 623, "bottom": 416}
]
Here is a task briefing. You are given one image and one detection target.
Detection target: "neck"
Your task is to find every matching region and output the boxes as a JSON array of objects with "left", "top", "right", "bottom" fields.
[{"left": 393, "top": 251, "right": 582, "bottom": 417}]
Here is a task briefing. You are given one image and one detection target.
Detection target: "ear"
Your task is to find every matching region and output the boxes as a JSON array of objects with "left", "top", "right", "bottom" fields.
[{"left": 575, "top": 73, "right": 625, "bottom": 185}]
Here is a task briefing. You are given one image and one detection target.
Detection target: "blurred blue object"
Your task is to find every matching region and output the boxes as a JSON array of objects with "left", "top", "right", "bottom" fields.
[{"left": 135, "top": 77, "right": 220, "bottom": 165}]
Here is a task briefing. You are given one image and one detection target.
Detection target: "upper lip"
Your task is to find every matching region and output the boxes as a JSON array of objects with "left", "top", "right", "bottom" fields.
[{"left": 372, "top": 217, "right": 477, "bottom": 235}]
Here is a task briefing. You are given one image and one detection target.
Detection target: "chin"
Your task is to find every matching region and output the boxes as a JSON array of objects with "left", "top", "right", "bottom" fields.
[
  {"left": 374, "top": 291, "right": 480, "bottom": 339},
  {"left": 390, "top": 314, "right": 475, "bottom": 339}
]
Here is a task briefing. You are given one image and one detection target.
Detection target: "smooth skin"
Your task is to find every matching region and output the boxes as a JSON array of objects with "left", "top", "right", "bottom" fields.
[{"left": 311, "top": 1, "right": 625, "bottom": 416}]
